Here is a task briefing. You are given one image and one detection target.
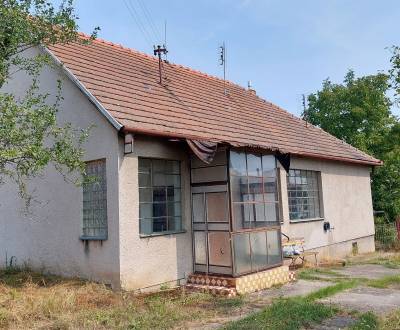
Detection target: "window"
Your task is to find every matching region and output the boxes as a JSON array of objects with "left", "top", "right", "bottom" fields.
[
  {"left": 230, "top": 150, "right": 280, "bottom": 230},
  {"left": 139, "top": 158, "right": 182, "bottom": 235},
  {"left": 287, "top": 169, "right": 322, "bottom": 221},
  {"left": 82, "top": 159, "right": 108, "bottom": 239}
]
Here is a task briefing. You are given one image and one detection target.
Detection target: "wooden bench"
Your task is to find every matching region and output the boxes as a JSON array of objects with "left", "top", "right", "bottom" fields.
[{"left": 282, "top": 238, "right": 318, "bottom": 269}]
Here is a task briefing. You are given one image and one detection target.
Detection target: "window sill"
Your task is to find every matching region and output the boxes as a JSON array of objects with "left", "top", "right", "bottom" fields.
[
  {"left": 140, "top": 230, "right": 187, "bottom": 238},
  {"left": 80, "top": 236, "right": 108, "bottom": 241},
  {"left": 289, "top": 217, "right": 324, "bottom": 224}
]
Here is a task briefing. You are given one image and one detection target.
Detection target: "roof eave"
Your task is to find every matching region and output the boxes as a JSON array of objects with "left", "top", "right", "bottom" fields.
[
  {"left": 123, "top": 126, "right": 382, "bottom": 167},
  {"left": 290, "top": 151, "right": 383, "bottom": 167},
  {"left": 42, "top": 46, "right": 123, "bottom": 131}
]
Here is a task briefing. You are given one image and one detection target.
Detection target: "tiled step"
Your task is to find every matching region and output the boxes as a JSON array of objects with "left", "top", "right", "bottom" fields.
[
  {"left": 185, "top": 283, "right": 237, "bottom": 297},
  {"left": 289, "top": 270, "right": 297, "bottom": 282},
  {"left": 187, "top": 274, "right": 236, "bottom": 287}
]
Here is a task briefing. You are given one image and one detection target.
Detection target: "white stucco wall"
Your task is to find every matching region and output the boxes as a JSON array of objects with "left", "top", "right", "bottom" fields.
[
  {"left": 279, "top": 157, "right": 375, "bottom": 259},
  {"left": 0, "top": 48, "right": 121, "bottom": 288},
  {"left": 118, "top": 135, "right": 193, "bottom": 291}
]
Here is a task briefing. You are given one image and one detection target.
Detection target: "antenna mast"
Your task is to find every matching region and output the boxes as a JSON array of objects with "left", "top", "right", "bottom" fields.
[
  {"left": 219, "top": 42, "right": 227, "bottom": 95},
  {"left": 164, "top": 20, "right": 168, "bottom": 61},
  {"left": 154, "top": 44, "right": 168, "bottom": 84},
  {"left": 302, "top": 94, "right": 308, "bottom": 127}
]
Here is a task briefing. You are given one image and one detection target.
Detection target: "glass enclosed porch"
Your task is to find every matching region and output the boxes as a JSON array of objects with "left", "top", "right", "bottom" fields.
[{"left": 191, "top": 147, "right": 283, "bottom": 277}]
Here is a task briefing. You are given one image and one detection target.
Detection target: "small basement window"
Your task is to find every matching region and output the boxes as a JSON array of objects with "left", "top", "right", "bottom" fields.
[
  {"left": 82, "top": 159, "right": 108, "bottom": 240},
  {"left": 139, "top": 158, "right": 183, "bottom": 235},
  {"left": 287, "top": 169, "right": 323, "bottom": 221}
]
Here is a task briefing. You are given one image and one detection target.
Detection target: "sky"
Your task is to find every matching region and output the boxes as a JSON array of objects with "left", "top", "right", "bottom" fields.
[{"left": 69, "top": 0, "right": 400, "bottom": 117}]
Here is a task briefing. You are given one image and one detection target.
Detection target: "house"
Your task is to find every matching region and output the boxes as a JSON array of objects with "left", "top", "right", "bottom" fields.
[{"left": 0, "top": 34, "right": 380, "bottom": 292}]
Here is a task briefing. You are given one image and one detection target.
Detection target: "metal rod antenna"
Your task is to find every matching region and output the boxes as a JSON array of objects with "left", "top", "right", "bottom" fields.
[
  {"left": 164, "top": 20, "right": 168, "bottom": 61},
  {"left": 302, "top": 94, "right": 308, "bottom": 127},
  {"left": 164, "top": 20, "right": 167, "bottom": 46},
  {"left": 219, "top": 42, "right": 227, "bottom": 95},
  {"left": 224, "top": 43, "right": 226, "bottom": 94},
  {"left": 154, "top": 45, "right": 168, "bottom": 84}
]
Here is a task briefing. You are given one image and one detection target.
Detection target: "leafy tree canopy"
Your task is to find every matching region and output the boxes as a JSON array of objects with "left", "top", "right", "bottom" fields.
[
  {"left": 0, "top": 0, "right": 98, "bottom": 205},
  {"left": 304, "top": 69, "right": 400, "bottom": 221},
  {"left": 304, "top": 70, "right": 395, "bottom": 156}
]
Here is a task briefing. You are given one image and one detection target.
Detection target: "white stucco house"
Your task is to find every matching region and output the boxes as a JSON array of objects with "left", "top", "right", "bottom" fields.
[{"left": 0, "top": 35, "right": 381, "bottom": 292}]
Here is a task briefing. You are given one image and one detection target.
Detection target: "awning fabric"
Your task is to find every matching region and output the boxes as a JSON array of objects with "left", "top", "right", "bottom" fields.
[{"left": 186, "top": 139, "right": 218, "bottom": 164}]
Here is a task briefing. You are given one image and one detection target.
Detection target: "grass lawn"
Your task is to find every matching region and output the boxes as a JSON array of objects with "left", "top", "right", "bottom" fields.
[
  {"left": 347, "top": 252, "right": 400, "bottom": 269},
  {"left": 224, "top": 298, "right": 337, "bottom": 330},
  {"left": 0, "top": 267, "right": 244, "bottom": 329},
  {"left": 1, "top": 252, "right": 400, "bottom": 329}
]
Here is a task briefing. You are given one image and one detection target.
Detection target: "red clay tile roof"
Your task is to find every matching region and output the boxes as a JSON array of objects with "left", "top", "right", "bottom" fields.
[{"left": 48, "top": 36, "right": 381, "bottom": 166}]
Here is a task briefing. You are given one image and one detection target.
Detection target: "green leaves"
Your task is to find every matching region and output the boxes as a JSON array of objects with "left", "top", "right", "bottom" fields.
[
  {"left": 305, "top": 70, "right": 400, "bottom": 221},
  {"left": 305, "top": 70, "right": 393, "bottom": 156},
  {"left": 0, "top": 0, "right": 97, "bottom": 207}
]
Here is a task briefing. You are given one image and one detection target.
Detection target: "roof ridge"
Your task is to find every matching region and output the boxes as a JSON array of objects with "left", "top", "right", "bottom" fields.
[{"left": 77, "top": 32, "right": 249, "bottom": 92}]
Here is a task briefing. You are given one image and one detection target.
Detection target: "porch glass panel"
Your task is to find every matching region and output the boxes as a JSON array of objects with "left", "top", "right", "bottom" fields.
[{"left": 191, "top": 148, "right": 283, "bottom": 277}]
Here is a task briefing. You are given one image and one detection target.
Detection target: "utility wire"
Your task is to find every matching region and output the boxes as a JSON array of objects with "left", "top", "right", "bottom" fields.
[
  {"left": 136, "top": 0, "right": 162, "bottom": 44},
  {"left": 123, "top": 0, "right": 154, "bottom": 47}
]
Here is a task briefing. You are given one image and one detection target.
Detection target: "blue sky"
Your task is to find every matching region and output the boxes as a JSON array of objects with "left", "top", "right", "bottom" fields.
[{"left": 71, "top": 0, "right": 400, "bottom": 116}]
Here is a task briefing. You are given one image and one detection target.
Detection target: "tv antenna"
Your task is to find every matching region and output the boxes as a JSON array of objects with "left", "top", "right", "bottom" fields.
[
  {"left": 302, "top": 94, "right": 308, "bottom": 127},
  {"left": 164, "top": 21, "right": 167, "bottom": 53},
  {"left": 154, "top": 44, "right": 168, "bottom": 84},
  {"left": 219, "top": 42, "right": 227, "bottom": 95}
]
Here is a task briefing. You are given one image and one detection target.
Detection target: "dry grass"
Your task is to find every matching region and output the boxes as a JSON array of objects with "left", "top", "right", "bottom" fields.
[
  {"left": 346, "top": 251, "right": 400, "bottom": 269},
  {"left": 381, "top": 309, "right": 400, "bottom": 330},
  {"left": 0, "top": 268, "right": 243, "bottom": 329}
]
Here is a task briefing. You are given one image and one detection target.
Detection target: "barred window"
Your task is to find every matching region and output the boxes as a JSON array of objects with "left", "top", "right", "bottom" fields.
[
  {"left": 82, "top": 159, "right": 108, "bottom": 239},
  {"left": 287, "top": 169, "right": 322, "bottom": 221},
  {"left": 230, "top": 150, "right": 280, "bottom": 230},
  {"left": 139, "top": 158, "right": 182, "bottom": 235}
]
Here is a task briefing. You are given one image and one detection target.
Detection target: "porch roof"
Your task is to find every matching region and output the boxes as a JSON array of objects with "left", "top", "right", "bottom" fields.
[{"left": 47, "top": 35, "right": 381, "bottom": 166}]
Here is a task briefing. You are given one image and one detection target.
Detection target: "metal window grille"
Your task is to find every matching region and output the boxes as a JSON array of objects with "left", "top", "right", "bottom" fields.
[
  {"left": 287, "top": 169, "right": 321, "bottom": 220},
  {"left": 138, "top": 158, "right": 182, "bottom": 235},
  {"left": 82, "top": 159, "right": 108, "bottom": 239}
]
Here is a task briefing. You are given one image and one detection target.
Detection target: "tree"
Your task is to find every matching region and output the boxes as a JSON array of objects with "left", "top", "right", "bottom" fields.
[
  {"left": 304, "top": 70, "right": 394, "bottom": 156},
  {"left": 304, "top": 70, "right": 400, "bottom": 221},
  {"left": 0, "top": 0, "right": 98, "bottom": 205}
]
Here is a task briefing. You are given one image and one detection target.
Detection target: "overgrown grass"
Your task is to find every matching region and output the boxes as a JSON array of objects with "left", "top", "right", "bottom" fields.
[
  {"left": 367, "top": 274, "right": 400, "bottom": 288},
  {"left": 0, "top": 268, "right": 244, "bottom": 329},
  {"left": 350, "top": 312, "right": 379, "bottom": 330},
  {"left": 381, "top": 309, "right": 400, "bottom": 330},
  {"left": 347, "top": 252, "right": 400, "bottom": 269},
  {"left": 224, "top": 298, "right": 337, "bottom": 330},
  {"left": 297, "top": 268, "right": 348, "bottom": 282},
  {"left": 304, "top": 279, "right": 359, "bottom": 301}
]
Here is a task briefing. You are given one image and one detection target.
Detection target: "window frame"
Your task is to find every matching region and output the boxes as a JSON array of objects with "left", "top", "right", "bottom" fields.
[
  {"left": 286, "top": 169, "right": 324, "bottom": 223},
  {"left": 229, "top": 150, "right": 282, "bottom": 231},
  {"left": 138, "top": 157, "right": 185, "bottom": 237},
  {"left": 81, "top": 158, "right": 108, "bottom": 241}
]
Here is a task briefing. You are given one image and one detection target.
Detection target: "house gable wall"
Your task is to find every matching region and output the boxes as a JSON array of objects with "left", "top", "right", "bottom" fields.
[
  {"left": 279, "top": 157, "right": 375, "bottom": 258},
  {"left": 0, "top": 48, "right": 121, "bottom": 288}
]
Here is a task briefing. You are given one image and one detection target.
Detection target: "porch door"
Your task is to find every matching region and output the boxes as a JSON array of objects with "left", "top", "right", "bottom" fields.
[{"left": 192, "top": 184, "right": 232, "bottom": 275}]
